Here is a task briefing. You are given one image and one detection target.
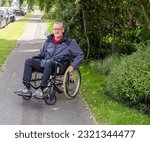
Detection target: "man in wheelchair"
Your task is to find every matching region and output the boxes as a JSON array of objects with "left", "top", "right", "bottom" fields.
[{"left": 15, "top": 22, "right": 84, "bottom": 99}]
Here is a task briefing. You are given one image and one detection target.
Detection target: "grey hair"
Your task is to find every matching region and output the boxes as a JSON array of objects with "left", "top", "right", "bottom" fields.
[{"left": 53, "top": 22, "right": 64, "bottom": 28}]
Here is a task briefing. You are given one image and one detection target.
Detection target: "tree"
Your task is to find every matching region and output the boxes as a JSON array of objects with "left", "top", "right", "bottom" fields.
[{"left": 20, "top": 0, "right": 150, "bottom": 59}]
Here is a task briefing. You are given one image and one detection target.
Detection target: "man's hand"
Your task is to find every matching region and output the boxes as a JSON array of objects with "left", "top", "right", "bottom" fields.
[{"left": 67, "top": 66, "right": 74, "bottom": 73}]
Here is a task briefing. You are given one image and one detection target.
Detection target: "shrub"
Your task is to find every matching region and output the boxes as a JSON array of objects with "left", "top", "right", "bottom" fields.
[
  {"left": 90, "top": 55, "right": 121, "bottom": 76},
  {"left": 103, "top": 35, "right": 137, "bottom": 55},
  {"left": 107, "top": 48, "right": 150, "bottom": 112}
]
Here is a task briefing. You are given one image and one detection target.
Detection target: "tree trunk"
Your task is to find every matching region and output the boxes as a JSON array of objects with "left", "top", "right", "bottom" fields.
[
  {"left": 81, "top": 3, "right": 90, "bottom": 60},
  {"left": 127, "top": 8, "right": 137, "bottom": 29},
  {"left": 139, "top": 0, "right": 150, "bottom": 26}
]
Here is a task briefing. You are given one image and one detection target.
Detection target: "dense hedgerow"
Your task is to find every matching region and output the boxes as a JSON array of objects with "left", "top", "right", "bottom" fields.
[{"left": 107, "top": 48, "right": 150, "bottom": 112}]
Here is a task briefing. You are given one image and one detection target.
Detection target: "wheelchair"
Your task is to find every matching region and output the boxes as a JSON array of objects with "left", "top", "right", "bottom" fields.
[{"left": 21, "top": 62, "right": 81, "bottom": 105}]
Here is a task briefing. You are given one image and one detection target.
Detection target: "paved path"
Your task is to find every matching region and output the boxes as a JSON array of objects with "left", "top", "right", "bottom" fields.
[{"left": 0, "top": 11, "right": 96, "bottom": 125}]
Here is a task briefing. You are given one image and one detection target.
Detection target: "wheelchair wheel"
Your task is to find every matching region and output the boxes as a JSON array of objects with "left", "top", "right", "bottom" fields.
[
  {"left": 44, "top": 84, "right": 57, "bottom": 105},
  {"left": 44, "top": 93, "right": 57, "bottom": 105},
  {"left": 63, "top": 68, "right": 81, "bottom": 99}
]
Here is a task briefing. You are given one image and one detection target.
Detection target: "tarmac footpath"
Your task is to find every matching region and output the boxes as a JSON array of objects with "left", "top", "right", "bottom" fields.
[{"left": 0, "top": 12, "right": 96, "bottom": 125}]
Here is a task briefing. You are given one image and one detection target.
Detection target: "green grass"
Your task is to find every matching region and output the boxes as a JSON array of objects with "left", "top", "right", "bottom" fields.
[
  {"left": 80, "top": 63, "right": 150, "bottom": 124},
  {"left": 0, "top": 18, "right": 29, "bottom": 69}
]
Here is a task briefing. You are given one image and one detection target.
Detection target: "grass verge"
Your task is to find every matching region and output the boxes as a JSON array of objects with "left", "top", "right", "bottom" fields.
[
  {"left": 80, "top": 63, "right": 150, "bottom": 124},
  {"left": 0, "top": 18, "right": 29, "bottom": 69}
]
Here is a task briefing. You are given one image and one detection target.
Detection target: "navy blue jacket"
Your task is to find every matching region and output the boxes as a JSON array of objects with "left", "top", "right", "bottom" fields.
[{"left": 39, "top": 34, "right": 84, "bottom": 69}]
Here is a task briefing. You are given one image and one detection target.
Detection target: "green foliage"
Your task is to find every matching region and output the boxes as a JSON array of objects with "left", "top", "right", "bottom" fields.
[
  {"left": 44, "top": 19, "right": 54, "bottom": 34},
  {"left": 22, "top": 0, "right": 150, "bottom": 59},
  {"left": 103, "top": 35, "right": 136, "bottom": 55},
  {"left": 107, "top": 48, "right": 150, "bottom": 112},
  {"left": 90, "top": 55, "right": 121, "bottom": 76},
  {"left": 80, "top": 63, "right": 150, "bottom": 124},
  {"left": 1, "top": 0, "right": 9, "bottom": 6}
]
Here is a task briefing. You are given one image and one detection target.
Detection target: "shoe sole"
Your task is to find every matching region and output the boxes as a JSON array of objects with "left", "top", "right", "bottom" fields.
[{"left": 17, "top": 93, "right": 32, "bottom": 97}]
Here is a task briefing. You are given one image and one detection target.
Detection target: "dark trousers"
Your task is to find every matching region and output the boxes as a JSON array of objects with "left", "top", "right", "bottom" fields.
[{"left": 23, "top": 58, "right": 56, "bottom": 89}]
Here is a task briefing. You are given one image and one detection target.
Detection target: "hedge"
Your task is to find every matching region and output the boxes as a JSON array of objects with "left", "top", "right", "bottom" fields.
[{"left": 107, "top": 48, "right": 150, "bottom": 113}]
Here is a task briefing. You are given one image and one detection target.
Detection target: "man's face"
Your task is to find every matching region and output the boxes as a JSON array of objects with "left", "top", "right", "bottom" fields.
[{"left": 53, "top": 24, "right": 64, "bottom": 39}]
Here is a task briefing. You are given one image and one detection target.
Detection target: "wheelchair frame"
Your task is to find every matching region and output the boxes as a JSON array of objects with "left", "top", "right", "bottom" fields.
[{"left": 21, "top": 63, "right": 81, "bottom": 105}]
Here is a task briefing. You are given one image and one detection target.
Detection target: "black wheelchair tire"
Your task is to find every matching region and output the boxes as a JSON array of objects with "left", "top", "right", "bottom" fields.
[{"left": 44, "top": 93, "right": 57, "bottom": 105}]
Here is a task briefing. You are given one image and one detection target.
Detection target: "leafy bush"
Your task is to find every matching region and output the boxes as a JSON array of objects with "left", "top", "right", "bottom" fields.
[
  {"left": 107, "top": 48, "right": 150, "bottom": 112},
  {"left": 90, "top": 55, "right": 121, "bottom": 76},
  {"left": 103, "top": 35, "right": 137, "bottom": 55}
]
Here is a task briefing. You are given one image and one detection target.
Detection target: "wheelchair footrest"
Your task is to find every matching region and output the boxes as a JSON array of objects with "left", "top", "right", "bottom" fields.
[{"left": 17, "top": 93, "right": 32, "bottom": 97}]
